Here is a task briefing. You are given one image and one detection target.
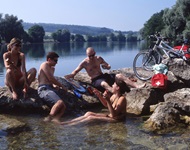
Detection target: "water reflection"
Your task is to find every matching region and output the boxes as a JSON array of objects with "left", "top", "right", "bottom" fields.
[
  {"left": 23, "top": 44, "right": 46, "bottom": 58},
  {"left": 0, "top": 41, "right": 147, "bottom": 86}
]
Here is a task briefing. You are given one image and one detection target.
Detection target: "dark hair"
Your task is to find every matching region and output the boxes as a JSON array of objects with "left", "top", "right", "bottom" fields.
[
  {"left": 46, "top": 52, "right": 59, "bottom": 61},
  {"left": 115, "top": 78, "right": 130, "bottom": 94}
]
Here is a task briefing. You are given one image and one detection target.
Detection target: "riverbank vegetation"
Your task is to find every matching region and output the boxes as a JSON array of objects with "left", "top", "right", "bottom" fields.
[{"left": 0, "top": 0, "right": 190, "bottom": 44}]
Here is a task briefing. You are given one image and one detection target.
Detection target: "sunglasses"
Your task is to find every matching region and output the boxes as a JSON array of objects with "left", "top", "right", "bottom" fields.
[
  {"left": 53, "top": 59, "right": 58, "bottom": 63},
  {"left": 13, "top": 43, "right": 21, "bottom": 47},
  {"left": 88, "top": 53, "right": 95, "bottom": 58}
]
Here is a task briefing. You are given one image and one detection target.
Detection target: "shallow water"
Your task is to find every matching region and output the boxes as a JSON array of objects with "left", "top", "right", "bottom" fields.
[
  {"left": 0, "top": 111, "right": 190, "bottom": 150},
  {"left": 0, "top": 42, "right": 190, "bottom": 149}
]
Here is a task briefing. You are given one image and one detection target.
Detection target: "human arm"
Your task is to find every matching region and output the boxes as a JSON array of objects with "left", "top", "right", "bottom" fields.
[
  {"left": 20, "top": 53, "right": 29, "bottom": 88},
  {"left": 64, "top": 62, "right": 84, "bottom": 79},
  {"left": 3, "top": 53, "right": 17, "bottom": 70},
  {"left": 99, "top": 56, "right": 111, "bottom": 70},
  {"left": 93, "top": 88, "right": 108, "bottom": 107},
  {"left": 42, "top": 63, "right": 67, "bottom": 91},
  {"left": 105, "top": 95, "right": 126, "bottom": 118}
]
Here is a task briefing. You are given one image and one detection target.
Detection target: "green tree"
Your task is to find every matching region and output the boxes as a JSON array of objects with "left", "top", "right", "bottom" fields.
[
  {"left": 98, "top": 35, "right": 107, "bottom": 42},
  {"left": 117, "top": 31, "right": 126, "bottom": 42},
  {"left": 141, "top": 10, "right": 165, "bottom": 39},
  {"left": 74, "top": 34, "right": 85, "bottom": 42},
  {"left": 51, "top": 29, "right": 70, "bottom": 42},
  {"left": 108, "top": 33, "right": 117, "bottom": 42},
  {"left": 70, "top": 34, "right": 75, "bottom": 42},
  {"left": 0, "top": 14, "right": 24, "bottom": 42},
  {"left": 28, "top": 24, "right": 45, "bottom": 43}
]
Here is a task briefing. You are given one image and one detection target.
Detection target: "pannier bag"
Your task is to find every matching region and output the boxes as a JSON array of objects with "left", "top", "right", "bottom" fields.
[
  {"left": 174, "top": 45, "right": 190, "bottom": 59},
  {"left": 151, "top": 73, "right": 168, "bottom": 90}
]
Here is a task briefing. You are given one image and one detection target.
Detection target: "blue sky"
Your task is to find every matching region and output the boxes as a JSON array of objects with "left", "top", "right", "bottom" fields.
[{"left": 1, "top": 0, "right": 176, "bottom": 31}]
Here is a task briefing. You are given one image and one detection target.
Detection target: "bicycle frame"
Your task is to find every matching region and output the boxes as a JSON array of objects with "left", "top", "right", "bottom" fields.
[{"left": 151, "top": 35, "right": 186, "bottom": 61}]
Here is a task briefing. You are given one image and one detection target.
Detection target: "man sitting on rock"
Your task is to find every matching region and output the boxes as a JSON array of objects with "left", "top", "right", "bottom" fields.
[
  {"left": 38, "top": 52, "right": 67, "bottom": 123},
  {"left": 65, "top": 47, "right": 145, "bottom": 106}
]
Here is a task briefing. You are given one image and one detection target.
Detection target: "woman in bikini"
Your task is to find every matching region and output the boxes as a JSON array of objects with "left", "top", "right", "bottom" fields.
[
  {"left": 3, "top": 38, "right": 37, "bottom": 100},
  {"left": 60, "top": 77, "right": 130, "bottom": 126}
]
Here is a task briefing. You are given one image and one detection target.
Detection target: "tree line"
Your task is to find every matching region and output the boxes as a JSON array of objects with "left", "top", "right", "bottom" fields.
[
  {"left": 0, "top": 14, "right": 45, "bottom": 43},
  {"left": 141, "top": 0, "right": 190, "bottom": 44},
  {"left": 0, "top": 14, "right": 138, "bottom": 44},
  {"left": 1, "top": 0, "right": 189, "bottom": 44},
  {"left": 51, "top": 29, "right": 138, "bottom": 42}
]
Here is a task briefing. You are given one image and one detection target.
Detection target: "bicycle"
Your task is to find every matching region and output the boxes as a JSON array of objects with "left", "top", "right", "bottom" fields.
[{"left": 133, "top": 33, "right": 190, "bottom": 81}]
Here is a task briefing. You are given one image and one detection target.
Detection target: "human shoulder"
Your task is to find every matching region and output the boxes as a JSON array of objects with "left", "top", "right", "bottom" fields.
[
  {"left": 118, "top": 95, "right": 126, "bottom": 104},
  {"left": 79, "top": 58, "right": 88, "bottom": 67},
  {"left": 3, "top": 52, "right": 9, "bottom": 57},
  {"left": 96, "top": 56, "right": 104, "bottom": 62},
  {"left": 41, "top": 61, "right": 48, "bottom": 67},
  {"left": 19, "top": 52, "right": 25, "bottom": 57}
]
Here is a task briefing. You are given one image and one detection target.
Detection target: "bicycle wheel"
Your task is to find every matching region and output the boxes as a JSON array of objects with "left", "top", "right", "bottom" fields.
[
  {"left": 151, "top": 50, "right": 162, "bottom": 64},
  {"left": 133, "top": 51, "right": 157, "bottom": 81}
]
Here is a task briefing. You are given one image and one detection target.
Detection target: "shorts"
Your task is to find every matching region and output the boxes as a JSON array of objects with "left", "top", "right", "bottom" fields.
[
  {"left": 91, "top": 73, "right": 115, "bottom": 92},
  {"left": 38, "top": 84, "right": 61, "bottom": 107}
]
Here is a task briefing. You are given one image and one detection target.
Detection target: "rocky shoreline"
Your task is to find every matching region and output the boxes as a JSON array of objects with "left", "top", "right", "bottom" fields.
[{"left": 1, "top": 58, "right": 190, "bottom": 134}]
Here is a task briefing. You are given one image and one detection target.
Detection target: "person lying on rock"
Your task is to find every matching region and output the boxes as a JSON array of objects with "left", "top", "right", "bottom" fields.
[
  {"left": 3, "top": 38, "right": 37, "bottom": 100},
  {"left": 60, "top": 78, "right": 130, "bottom": 126},
  {"left": 65, "top": 47, "right": 145, "bottom": 105},
  {"left": 38, "top": 52, "right": 67, "bottom": 123}
]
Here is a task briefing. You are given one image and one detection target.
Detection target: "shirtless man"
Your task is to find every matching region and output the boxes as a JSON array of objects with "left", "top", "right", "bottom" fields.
[
  {"left": 38, "top": 52, "right": 67, "bottom": 123},
  {"left": 65, "top": 47, "right": 145, "bottom": 94}
]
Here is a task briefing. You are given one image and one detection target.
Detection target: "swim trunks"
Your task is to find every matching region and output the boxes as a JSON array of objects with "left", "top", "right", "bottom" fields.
[
  {"left": 91, "top": 73, "right": 115, "bottom": 92},
  {"left": 38, "top": 84, "right": 62, "bottom": 107}
]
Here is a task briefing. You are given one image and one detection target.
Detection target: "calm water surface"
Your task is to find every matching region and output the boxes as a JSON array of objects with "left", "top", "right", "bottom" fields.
[
  {"left": 0, "top": 42, "right": 144, "bottom": 86},
  {"left": 0, "top": 42, "right": 190, "bottom": 149}
]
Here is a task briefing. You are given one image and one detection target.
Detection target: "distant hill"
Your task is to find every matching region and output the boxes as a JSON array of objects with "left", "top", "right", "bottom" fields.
[{"left": 22, "top": 22, "right": 115, "bottom": 36}]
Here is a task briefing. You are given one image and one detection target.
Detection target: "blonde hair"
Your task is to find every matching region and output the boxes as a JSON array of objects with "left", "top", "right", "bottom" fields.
[{"left": 7, "top": 38, "right": 21, "bottom": 51}]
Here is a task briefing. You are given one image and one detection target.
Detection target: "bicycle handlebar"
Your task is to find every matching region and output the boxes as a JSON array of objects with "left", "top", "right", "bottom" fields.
[{"left": 149, "top": 33, "right": 189, "bottom": 44}]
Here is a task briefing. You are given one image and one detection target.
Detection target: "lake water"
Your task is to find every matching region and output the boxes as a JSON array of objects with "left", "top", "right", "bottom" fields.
[
  {"left": 0, "top": 41, "right": 145, "bottom": 86},
  {"left": 1, "top": 42, "right": 190, "bottom": 149}
]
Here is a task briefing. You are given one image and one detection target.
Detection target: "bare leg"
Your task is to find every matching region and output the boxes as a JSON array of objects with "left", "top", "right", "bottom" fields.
[
  {"left": 100, "top": 81, "right": 113, "bottom": 93},
  {"left": 5, "top": 69, "right": 18, "bottom": 100},
  {"left": 44, "top": 100, "right": 66, "bottom": 123},
  {"left": 20, "top": 68, "right": 37, "bottom": 98},
  {"left": 116, "top": 74, "right": 146, "bottom": 88},
  {"left": 27, "top": 68, "right": 37, "bottom": 85},
  {"left": 61, "top": 112, "right": 115, "bottom": 126}
]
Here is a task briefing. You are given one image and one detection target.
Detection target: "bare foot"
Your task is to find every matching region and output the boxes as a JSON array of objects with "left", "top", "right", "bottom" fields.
[
  {"left": 137, "top": 83, "right": 146, "bottom": 88},
  {"left": 51, "top": 118, "right": 61, "bottom": 124},
  {"left": 43, "top": 115, "right": 52, "bottom": 122},
  {"left": 12, "top": 91, "right": 18, "bottom": 100},
  {"left": 129, "top": 77, "right": 137, "bottom": 82}
]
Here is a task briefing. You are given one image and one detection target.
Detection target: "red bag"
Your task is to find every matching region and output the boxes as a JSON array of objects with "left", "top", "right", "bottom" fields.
[
  {"left": 174, "top": 45, "right": 190, "bottom": 59},
  {"left": 151, "top": 73, "right": 168, "bottom": 90}
]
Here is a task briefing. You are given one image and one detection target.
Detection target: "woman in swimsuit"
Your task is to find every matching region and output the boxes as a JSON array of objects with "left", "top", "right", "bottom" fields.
[
  {"left": 60, "top": 77, "right": 130, "bottom": 126},
  {"left": 3, "top": 38, "right": 37, "bottom": 100}
]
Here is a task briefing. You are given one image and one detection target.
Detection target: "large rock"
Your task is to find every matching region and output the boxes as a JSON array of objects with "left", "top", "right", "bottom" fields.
[
  {"left": 1, "top": 58, "right": 190, "bottom": 132},
  {"left": 144, "top": 88, "right": 190, "bottom": 131},
  {"left": 143, "top": 58, "right": 190, "bottom": 131},
  {"left": 0, "top": 114, "right": 27, "bottom": 135},
  {"left": 0, "top": 77, "right": 99, "bottom": 114}
]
